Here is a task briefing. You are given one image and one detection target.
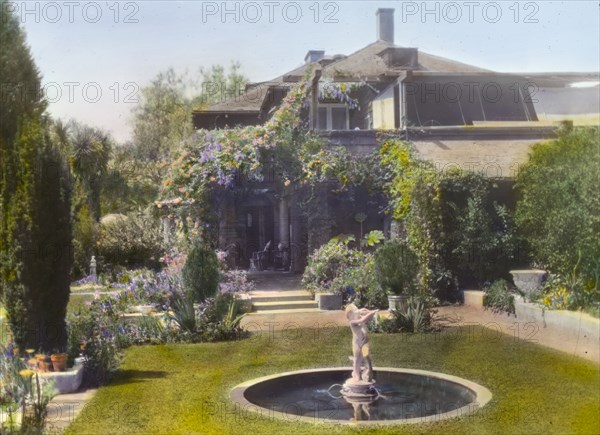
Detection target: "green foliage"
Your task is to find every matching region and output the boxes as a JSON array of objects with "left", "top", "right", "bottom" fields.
[
  {"left": 379, "top": 137, "right": 520, "bottom": 299},
  {"left": 72, "top": 204, "right": 98, "bottom": 278},
  {"left": 68, "top": 122, "right": 112, "bottom": 221},
  {"left": 131, "top": 64, "right": 248, "bottom": 163},
  {"left": 1, "top": 119, "right": 72, "bottom": 352},
  {"left": 96, "top": 211, "right": 164, "bottom": 271},
  {"left": 374, "top": 239, "right": 419, "bottom": 295},
  {"left": 181, "top": 241, "right": 219, "bottom": 302},
  {"left": 1, "top": 3, "right": 72, "bottom": 353},
  {"left": 374, "top": 295, "right": 438, "bottom": 333},
  {"left": 340, "top": 254, "right": 387, "bottom": 309},
  {"left": 540, "top": 264, "right": 599, "bottom": 311},
  {"left": 0, "top": 346, "right": 57, "bottom": 433},
  {"left": 361, "top": 229, "right": 384, "bottom": 248},
  {"left": 441, "top": 170, "right": 520, "bottom": 287},
  {"left": 67, "top": 298, "right": 122, "bottom": 387},
  {"left": 515, "top": 127, "right": 600, "bottom": 306},
  {"left": 101, "top": 145, "right": 164, "bottom": 214},
  {"left": 302, "top": 237, "right": 369, "bottom": 293},
  {"left": 166, "top": 292, "right": 196, "bottom": 333},
  {"left": 199, "top": 61, "right": 248, "bottom": 106},
  {"left": 65, "top": 326, "right": 600, "bottom": 435},
  {"left": 483, "top": 279, "right": 515, "bottom": 315},
  {"left": 132, "top": 69, "right": 196, "bottom": 162}
]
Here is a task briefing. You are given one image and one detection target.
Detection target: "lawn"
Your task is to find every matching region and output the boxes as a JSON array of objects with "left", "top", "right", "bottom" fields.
[
  {"left": 65, "top": 325, "right": 600, "bottom": 435},
  {"left": 67, "top": 293, "right": 95, "bottom": 315},
  {"left": 70, "top": 284, "right": 107, "bottom": 293}
]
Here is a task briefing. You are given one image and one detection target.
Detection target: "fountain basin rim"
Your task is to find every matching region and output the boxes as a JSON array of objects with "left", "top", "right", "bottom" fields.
[{"left": 230, "top": 367, "right": 493, "bottom": 426}]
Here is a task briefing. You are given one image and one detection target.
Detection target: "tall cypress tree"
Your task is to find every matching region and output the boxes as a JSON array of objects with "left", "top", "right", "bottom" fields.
[{"left": 0, "top": 0, "right": 72, "bottom": 352}]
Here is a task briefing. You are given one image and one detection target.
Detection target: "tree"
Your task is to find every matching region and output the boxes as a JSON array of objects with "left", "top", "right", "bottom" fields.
[
  {"left": 131, "top": 63, "right": 248, "bottom": 162},
  {"left": 131, "top": 68, "right": 194, "bottom": 162},
  {"left": 68, "top": 121, "right": 112, "bottom": 221},
  {"left": 515, "top": 127, "right": 600, "bottom": 303},
  {"left": 198, "top": 61, "right": 247, "bottom": 106},
  {"left": 0, "top": 2, "right": 72, "bottom": 352}
]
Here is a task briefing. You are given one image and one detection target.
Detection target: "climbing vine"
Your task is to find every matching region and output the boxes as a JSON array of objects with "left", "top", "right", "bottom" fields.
[{"left": 318, "top": 82, "right": 366, "bottom": 109}]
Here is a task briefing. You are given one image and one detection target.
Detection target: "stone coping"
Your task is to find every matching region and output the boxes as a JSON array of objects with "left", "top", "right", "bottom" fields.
[
  {"left": 230, "top": 367, "right": 492, "bottom": 426},
  {"left": 514, "top": 296, "right": 600, "bottom": 339},
  {"left": 509, "top": 269, "right": 547, "bottom": 274},
  {"left": 38, "top": 363, "right": 84, "bottom": 394}
]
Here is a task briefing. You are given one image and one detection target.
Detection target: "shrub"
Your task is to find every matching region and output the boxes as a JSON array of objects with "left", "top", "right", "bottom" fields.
[
  {"left": 121, "top": 268, "right": 182, "bottom": 308},
  {"left": 181, "top": 241, "right": 219, "bottom": 302},
  {"left": 302, "top": 237, "right": 367, "bottom": 293},
  {"left": 374, "top": 239, "right": 419, "bottom": 295},
  {"left": 97, "top": 211, "right": 164, "bottom": 271},
  {"left": 166, "top": 292, "right": 196, "bottom": 333},
  {"left": 515, "top": 127, "right": 600, "bottom": 306},
  {"left": 483, "top": 279, "right": 515, "bottom": 316},
  {"left": 370, "top": 294, "right": 437, "bottom": 333},
  {"left": 441, "top": 171, "right": 520, "bottom": 287},
  {"left": 219, "top": 269, "right": 255, "bottom": 294},
  {"left": 379, "top": 138, "right": 520, "bottom": 301},
  {"left": 67, "top": 298, "right": 122, "bottom": 387},
  {"left": 339, "top": 255, "right": 387, "bottom": 309},
  {"left": 72, "top": 204, "right": 99, "bottom": 278}
]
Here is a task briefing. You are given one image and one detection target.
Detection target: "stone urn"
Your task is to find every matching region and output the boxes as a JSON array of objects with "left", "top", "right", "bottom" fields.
[
  {"left": 387, "top": 294, "right": 408, "bottom": 312},
  {"left": 510, "top": 269, "right": 547, "bottom": 301}
]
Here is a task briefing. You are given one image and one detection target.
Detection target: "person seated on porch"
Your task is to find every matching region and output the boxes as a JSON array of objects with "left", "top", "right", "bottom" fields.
[
  {"left": 250, "top": 240, "right": 271, "bottom": 271},
  {"left": 273, "top": 242, "right": 290, "bottom": 271}
]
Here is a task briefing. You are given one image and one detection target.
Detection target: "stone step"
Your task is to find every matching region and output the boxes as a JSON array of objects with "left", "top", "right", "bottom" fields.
[
  {"left": 251, "top": 291, "right": 314, "bottom": 303},
  {"left": 252, "top": 300, "right": 319, "bottom": 311},
  {"left": 244, "top": 308, "right": 323, "bottom": 315}
]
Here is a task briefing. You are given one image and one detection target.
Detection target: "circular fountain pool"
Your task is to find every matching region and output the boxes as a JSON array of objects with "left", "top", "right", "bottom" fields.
[{"left": 230, "top": 367, "right": 492, "bottom": 425}]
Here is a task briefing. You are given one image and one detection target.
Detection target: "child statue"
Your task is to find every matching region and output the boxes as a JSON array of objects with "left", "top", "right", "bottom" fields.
[{"left": 345, "top": 304, "right": 378, "bottom": 382}]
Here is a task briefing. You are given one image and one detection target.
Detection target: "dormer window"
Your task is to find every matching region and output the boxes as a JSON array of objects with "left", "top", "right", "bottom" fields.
[{"left": 317, "top": 104, "right": 349, "bottom": 130}]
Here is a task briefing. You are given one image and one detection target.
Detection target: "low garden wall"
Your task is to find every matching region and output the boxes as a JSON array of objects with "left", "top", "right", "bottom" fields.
[
  {"left": 461, "top": 290, "right": 600, "bottom": 344},
  {"left": 514, "top": 297, "right": 600, "bottom": 342},
  {"left": 39, "top": 359, "right": 84, "bottom": 394}
]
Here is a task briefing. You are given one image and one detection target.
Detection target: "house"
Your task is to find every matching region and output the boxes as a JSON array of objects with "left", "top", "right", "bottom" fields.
[{"left": 191, "top": 8, "right": 599, "bottom": 272}]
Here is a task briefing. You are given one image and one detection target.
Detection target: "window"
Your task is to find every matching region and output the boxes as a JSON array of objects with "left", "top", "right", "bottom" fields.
[{"left": 316, "top": 104, "right": 349, "bottom": 130}]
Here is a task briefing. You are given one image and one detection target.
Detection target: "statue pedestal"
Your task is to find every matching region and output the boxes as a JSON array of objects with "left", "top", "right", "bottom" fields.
[{"left": 341, "top": 378, "right": 377, "bottom": 399}]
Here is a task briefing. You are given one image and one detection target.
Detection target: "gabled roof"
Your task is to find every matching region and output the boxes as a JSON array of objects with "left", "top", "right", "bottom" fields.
[
  {"left": 193, "top": 82, "right": 292, "bottom": 114},
  {"left": 194, "top": 41, "right": 490, "bottom": 115},
  {"left": 321, "top": 41, "right": 489, "bottom": 80}
]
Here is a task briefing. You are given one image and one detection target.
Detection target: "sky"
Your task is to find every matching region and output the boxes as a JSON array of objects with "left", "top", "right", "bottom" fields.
[{"left": 14, "top": 0, "right": 600, "bottom": 143}]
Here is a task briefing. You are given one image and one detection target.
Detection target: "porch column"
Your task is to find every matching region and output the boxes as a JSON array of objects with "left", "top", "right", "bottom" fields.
[
  {"left": 278, "top": 197, "right": 290, "bottom": 247},
  {"left": 218, "top": 196, "right": 236, "bottom": 249}
]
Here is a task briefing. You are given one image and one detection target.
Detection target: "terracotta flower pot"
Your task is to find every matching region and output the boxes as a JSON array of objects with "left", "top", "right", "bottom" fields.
[{"left": 51, "top": 353, "right": 68, "bottom": 372}]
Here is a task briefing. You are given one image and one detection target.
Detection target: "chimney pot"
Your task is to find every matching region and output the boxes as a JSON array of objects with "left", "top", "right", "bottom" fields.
[
  {"left": 304, "top": 50, "right": 325, "bottom": 64},
  {"left": 376, "top": 8, "right": 395, "bottom": 44}
]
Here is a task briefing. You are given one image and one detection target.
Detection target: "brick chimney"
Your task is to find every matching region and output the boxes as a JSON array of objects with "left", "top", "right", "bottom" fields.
[{"left": 376, "top": 8, "right": 395, "bottom": 44}]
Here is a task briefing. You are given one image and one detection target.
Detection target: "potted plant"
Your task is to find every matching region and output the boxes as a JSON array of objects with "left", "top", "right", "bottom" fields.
[
  {"left": 374, "top": 239, "right": 419, "bottom": 311},
  {"left": 50, "top": 352, "right": 68, "bottom": 372},
  {"left": 34, "top": 354, "right": 50, "bottom": 372}
]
